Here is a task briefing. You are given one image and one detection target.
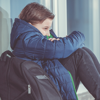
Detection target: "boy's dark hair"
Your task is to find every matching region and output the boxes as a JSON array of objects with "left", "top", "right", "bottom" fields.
[{"left": 19, "top": 2, "right": 55, "bottom": 25}]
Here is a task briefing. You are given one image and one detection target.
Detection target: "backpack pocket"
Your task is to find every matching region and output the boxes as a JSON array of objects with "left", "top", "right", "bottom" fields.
[
  {"left": 21, "top": 61, "right": 62, "bottom": 100},
  {"left": 14, "top": 85, "right": 33, "bottom": 100}
]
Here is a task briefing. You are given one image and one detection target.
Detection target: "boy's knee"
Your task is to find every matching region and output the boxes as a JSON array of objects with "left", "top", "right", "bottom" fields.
[{"left": 75, "top": 48, "right": 86, "bottom": 56}]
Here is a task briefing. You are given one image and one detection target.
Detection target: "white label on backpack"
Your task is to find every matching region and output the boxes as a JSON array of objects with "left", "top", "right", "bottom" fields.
[
  {"left": 36, "top": 75, "right": 49, "bottom": 79},
  {"left": 28, "top": 85, "right": 31, "bottom": 94}
]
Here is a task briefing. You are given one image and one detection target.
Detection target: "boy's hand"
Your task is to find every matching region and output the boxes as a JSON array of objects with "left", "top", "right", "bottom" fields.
[{"left": 48, "top": 38, "right": 60, "bottom": 42}]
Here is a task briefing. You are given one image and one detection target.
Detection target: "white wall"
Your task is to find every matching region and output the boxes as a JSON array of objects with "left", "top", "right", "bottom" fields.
[{"left": 0, "top": 0, "right": 11, "bottom": 55}]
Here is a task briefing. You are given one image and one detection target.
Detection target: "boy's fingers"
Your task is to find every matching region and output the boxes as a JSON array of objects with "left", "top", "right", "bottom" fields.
[
  {"left": 57, "top": 38, "right": 60, "bottom": 41},
  {"left": 48, "top": 38, "right": 52, "bottom": 40},
  {"left": 48, "top": 38, "right": 60, "bottom": 41},
  {"left": 51, "top": 38, "right": 56, "bottom": 41}
]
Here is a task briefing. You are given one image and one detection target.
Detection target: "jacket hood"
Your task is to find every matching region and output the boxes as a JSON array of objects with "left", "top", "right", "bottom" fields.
[
  {"left": 10, "top": 18, "right": 57, "bottom": 50},
  {"left": 10, "top": 18, "right": 42, "bottom": 50}
]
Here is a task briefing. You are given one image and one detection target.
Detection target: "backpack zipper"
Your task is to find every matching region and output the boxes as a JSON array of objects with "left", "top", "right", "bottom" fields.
[
  {"left": 28, "top": 84, "right": 31, "bottom": 94},
  {"left": 6, "top": 58, "right": 12, "bottom": 100}
]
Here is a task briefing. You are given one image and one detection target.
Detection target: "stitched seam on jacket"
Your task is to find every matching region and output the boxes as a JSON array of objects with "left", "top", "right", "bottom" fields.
[
  {"left": 52, "top": 42, "right": 56, "bottom": 58},
  {"left": 50, "top": 30, "right": 57, "bottom": 58},
  {"left": 55, "top": 81, "right": 73, "bottom": 86},
  {"left": 48, "top": 66, "right": 68, "bottom": 70},
  {"left": 22, "top": 32, "right": 30, "bottom": 53},
  {"left": 49, "top": 72, "right": 69, "bottom": 78},
  {"left": 34, "top": 36, "right": 41, "bottom": 55},
  {"left": 43, "top": 38, "right": 47, "bottom": 59}
]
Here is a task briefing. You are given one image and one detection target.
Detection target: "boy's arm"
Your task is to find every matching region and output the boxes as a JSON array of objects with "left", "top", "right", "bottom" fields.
[{"left": 23, "top": 31, "right": 85, "bottom": 59}]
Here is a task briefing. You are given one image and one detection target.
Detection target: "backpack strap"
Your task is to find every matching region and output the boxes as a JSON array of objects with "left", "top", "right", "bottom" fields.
[{"left": 0, "top": 50, "right": 15, "bottom": 61}]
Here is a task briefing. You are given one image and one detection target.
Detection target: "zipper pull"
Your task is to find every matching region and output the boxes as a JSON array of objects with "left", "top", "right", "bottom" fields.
[{"left": 28, "top": 84, "right": 31, "bottom": 94}]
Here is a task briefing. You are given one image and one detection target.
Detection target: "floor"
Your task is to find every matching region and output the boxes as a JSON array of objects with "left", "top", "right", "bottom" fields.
[{"left": 77, "top": 83, "right": 94, "bottom": 100}]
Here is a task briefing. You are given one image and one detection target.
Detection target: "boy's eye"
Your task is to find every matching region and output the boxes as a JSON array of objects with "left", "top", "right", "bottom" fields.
[{"left": 44, "top": 28, "right": 48, "bottom": 30}]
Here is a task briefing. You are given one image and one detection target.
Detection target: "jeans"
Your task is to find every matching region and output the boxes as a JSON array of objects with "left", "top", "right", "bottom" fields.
[{"left": 59, "top": 47, "right": 100, "bottom": 100}]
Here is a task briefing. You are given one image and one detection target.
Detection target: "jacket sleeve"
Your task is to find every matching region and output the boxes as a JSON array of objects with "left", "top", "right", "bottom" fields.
[{"left": 23, "top": 31, "right": 85, "bottom": 59}]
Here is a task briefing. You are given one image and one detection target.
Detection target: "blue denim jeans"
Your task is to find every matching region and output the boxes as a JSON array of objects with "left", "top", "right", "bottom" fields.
[{"left": 59, "top": 47, "right": 100, "bottom": 100}]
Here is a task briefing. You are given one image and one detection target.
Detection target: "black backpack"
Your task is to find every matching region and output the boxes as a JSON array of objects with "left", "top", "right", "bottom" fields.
[{"left": 0, "top": 50, "right": 63, "bottom": 100}]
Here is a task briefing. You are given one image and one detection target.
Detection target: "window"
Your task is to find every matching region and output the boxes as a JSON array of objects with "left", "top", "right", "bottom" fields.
[
  {"left": 67, "top": 0, "right": 100, "bottom": 61},
  {"left": 67, "top": 0, "right": 100, "bottom": 99}
]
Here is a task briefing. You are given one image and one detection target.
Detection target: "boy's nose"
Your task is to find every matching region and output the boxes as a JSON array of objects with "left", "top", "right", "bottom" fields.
[{"left": 47, "top": 31, "right": 50, "bottom": 36}]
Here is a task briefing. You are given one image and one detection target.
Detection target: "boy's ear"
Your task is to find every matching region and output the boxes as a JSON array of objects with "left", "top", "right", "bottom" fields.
[
  {"left": 29, "top": 22, "right": 32, "bottom": 25},
  {"left": 29, "top": 22, "right": 31, "bottom": 24}
]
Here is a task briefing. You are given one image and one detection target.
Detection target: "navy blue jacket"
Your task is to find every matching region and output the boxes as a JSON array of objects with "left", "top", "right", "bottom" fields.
[{"left": 10, "top": 18, "right": 85, "bottom": 100}]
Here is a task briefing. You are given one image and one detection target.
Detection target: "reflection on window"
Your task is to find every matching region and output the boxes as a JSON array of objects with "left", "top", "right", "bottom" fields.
[
  {"left": 67, "top": 0, "right": 100, "bottom": 99},
  {"left": 67, "top": 0, "right": 100, "bottom": 61}
]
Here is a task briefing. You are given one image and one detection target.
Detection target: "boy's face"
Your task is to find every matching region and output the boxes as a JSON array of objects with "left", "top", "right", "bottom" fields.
[{"left": 32, "top": 18, "right": 53, "bottom": 36}]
